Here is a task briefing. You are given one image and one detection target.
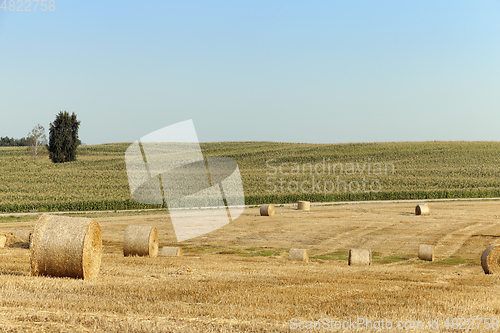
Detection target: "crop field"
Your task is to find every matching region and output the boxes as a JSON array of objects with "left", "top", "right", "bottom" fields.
[
  {"left": 1, "top": 141, "right": 500, "bottom": 212},
  {"left": 1, "top": 141, "right": 500, "bottom": 332},
  {"left": 1, "top": 201, "right": 500, "bottom": 332}
]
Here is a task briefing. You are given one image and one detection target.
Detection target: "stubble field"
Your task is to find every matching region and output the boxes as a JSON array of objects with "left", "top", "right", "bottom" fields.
[{"left": 1, "top": 200, "right": 500, "bottom": 332}]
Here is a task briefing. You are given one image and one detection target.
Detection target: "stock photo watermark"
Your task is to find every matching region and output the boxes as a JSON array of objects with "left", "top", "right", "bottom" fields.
[
  {"left": 266, "top": 158, "right": 395, "bottom": 195},
  {"left": 1, "top": 0, "right": 55, "bottom": 11},
  {"left": 290, "top": 317, "right": 498, "bottom": 330},
  {"left": 125, "top": 120, "right": 245, "bottom": 242}
]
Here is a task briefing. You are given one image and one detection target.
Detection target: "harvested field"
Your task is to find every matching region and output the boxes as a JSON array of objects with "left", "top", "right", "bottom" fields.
[{"left": 1, "top": 200, "right": 500, "bottom": 332}]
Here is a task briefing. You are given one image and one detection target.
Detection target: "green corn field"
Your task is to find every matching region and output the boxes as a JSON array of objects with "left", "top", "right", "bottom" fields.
[{"left": 0, "top": 141, "right": 500, "bottom": 213}]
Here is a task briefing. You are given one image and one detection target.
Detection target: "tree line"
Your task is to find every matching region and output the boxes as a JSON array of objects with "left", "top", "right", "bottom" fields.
[
  {"left": 1, "top": 111, "right": 81, "bottom": 163},
  {"left": 0, "top": 136, "right": 29, "bottom": 146}
]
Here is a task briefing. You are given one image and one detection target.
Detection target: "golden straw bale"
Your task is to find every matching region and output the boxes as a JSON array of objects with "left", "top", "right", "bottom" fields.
[
  {"left": 289, "top": 248, "right": 308, "bottom": 262},
  {"left": 418, "top": 244, "right": 434, "bottom": 261},
  {"left": 348, "top": 249, "right": 371, "bottom": 266},
  {"left": 481, "top": 245, "right": 500, "bottom": 274},
  {"left": 415, "top": 203, "right": 430, "bottom": 215},
  {"left": 15, "top": 230, "right": 32, "bottom": 242},
  {"left": 260, "top": 204, "right": 275, "bottom": 216},
  {"left": 123, "top": 225, "right": 159, "bottom": 257},
  {"left": 297, "top": 201, "right": 310, "bottom": 211},
  {"left": 160, "top": 246, "right": 182, "bottom": 256},
  {"left": 30, "top": 214, "right": 102, "bottom": 280}
]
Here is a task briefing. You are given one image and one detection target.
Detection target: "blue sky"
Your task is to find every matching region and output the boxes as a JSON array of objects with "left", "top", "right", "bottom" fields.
[{"left": 1, "top": 1, "right": 499, "bottom": 145}]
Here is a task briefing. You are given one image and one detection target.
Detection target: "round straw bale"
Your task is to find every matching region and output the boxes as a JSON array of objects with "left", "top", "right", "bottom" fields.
[
  {"left": 2, "top": 233, "right": 23, "bottom": 247},
  {"left": 418, "top": 244, "right": 434, "bottom": 261},
  {"left": 289, "top": 248, "right": 309, "bottom": 262},
  {"left": 15, "top": 230, "right": 32, "bottom": 242},
  {"left": 30, "top": 214, "right": 102, "bottom": 280},
  {"left": 160, "top": 246, "right": 182, "bottom": 256},
  {"left": 297, "top": 201, "right": 310, "bottom": 211},
  {"left": 481, "top": 245, "right": 500, "bottom": 274},
  {"left": 348, "top": 249, "right": 371, "bottom": 266},
  {"left": 415, "top": 203, "right": 429, "bottom": 215},
  {"left": 123, "top": 225, "right": 158, "bottom": 257},
  {"left": 260, "top": 204, "right": 275, "bottom": 216},
  {"left": 0, "top": 235, "right": 6, "bottom": 248}
]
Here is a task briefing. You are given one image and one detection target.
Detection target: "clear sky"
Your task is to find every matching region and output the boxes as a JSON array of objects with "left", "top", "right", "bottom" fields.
[{"left": 1, "top": 1, "right": 499, "bottom": 145}]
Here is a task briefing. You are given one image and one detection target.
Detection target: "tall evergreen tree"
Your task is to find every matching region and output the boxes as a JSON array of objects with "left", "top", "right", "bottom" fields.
[{"left": 48, "top": 111, "right": 81, "bottom": 163}]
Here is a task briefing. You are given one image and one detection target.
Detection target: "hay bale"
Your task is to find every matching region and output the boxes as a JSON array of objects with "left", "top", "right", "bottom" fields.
[
  {"left": 481, "top": 245, "right": 500, "bottom": 274},
  {"left": 418, "top": 244, "right": 434, "bottom": 261},
  {"left": 2, "top": 233, "right": 24, "bottom": 247},
  {"left": 160, "top": 246, "right": 182, "bottom": 256},
  {"left": 15, "top": 230, "right": 32, "bottom": 242},
  {"left": 30, "top": 214, "right": 102, "bottom": 280},
  {"left": 123, "top": 225, "right": 158, "bottom": 257},
  {"left": 348, "top": 249, "right": 371, "bottom": 266},
  {"left": 415, "top": 203, "right": 429, "bottom": 215},
  {"left": 297, "top": 201, "right": 310, "bottom": 211},
  {"left": 0, "top": 235, "right": 6, "bottom": 248},
  {"left": 260, "top": 204, "right": 275, "bottom": 216},
  {"left": 289, "top": 248, "right": 308, "bottom": 262}
]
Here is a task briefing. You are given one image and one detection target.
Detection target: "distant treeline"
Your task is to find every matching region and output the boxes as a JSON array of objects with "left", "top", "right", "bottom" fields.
[
  {"left": 0, "top": 136, "right": 83, "bottom": 147},
  {"left": 0, "top": 136, "right": 29, "bottom": 146}
]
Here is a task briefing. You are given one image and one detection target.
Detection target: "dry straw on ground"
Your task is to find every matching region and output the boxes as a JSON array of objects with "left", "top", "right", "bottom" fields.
[
  {"left": 418, "top": 244, "right": 434, "bottom": 261},
  {"left": 123, "top": 225, "right": 158, "bottom": 257},
  {"left": 349, "top": 249, "right": 371, "bottom": 266},
  {"left": 1, "top": 201, "right": 500, "bottom": 331},
  {"left": 289, "top": 248, "right": 308, "bottom": 262},
  {"left": 0, "top": 234, "right": 6, "bottom": 248},
  {"left": 481, "top": 244, "right": 500, "bottom": 274},
  {"left": 297, "top": 201, "right": 310, "bottom": 211},
  {"left": 259, "top": 204, "right": 275, "bottom": 216},
  {"left": 30, "top": 214, "right": 102, "bottom": 280},
  {"left": 415, "top": 203, "right": 430, "bottom": 215},
  {"left": 160, "top": 246, "right": 182, "bottom": 256}
]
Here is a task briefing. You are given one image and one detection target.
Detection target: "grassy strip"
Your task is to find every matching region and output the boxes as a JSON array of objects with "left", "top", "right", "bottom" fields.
[
  {"left": 175, "top": 247, "right": 484, "bottom": 265},
  {"left": 310, "top": 251, "right": 349, "bottom": 261},
  {"left": 0, "top": 200, "right": 161, "bottom": 213}
]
